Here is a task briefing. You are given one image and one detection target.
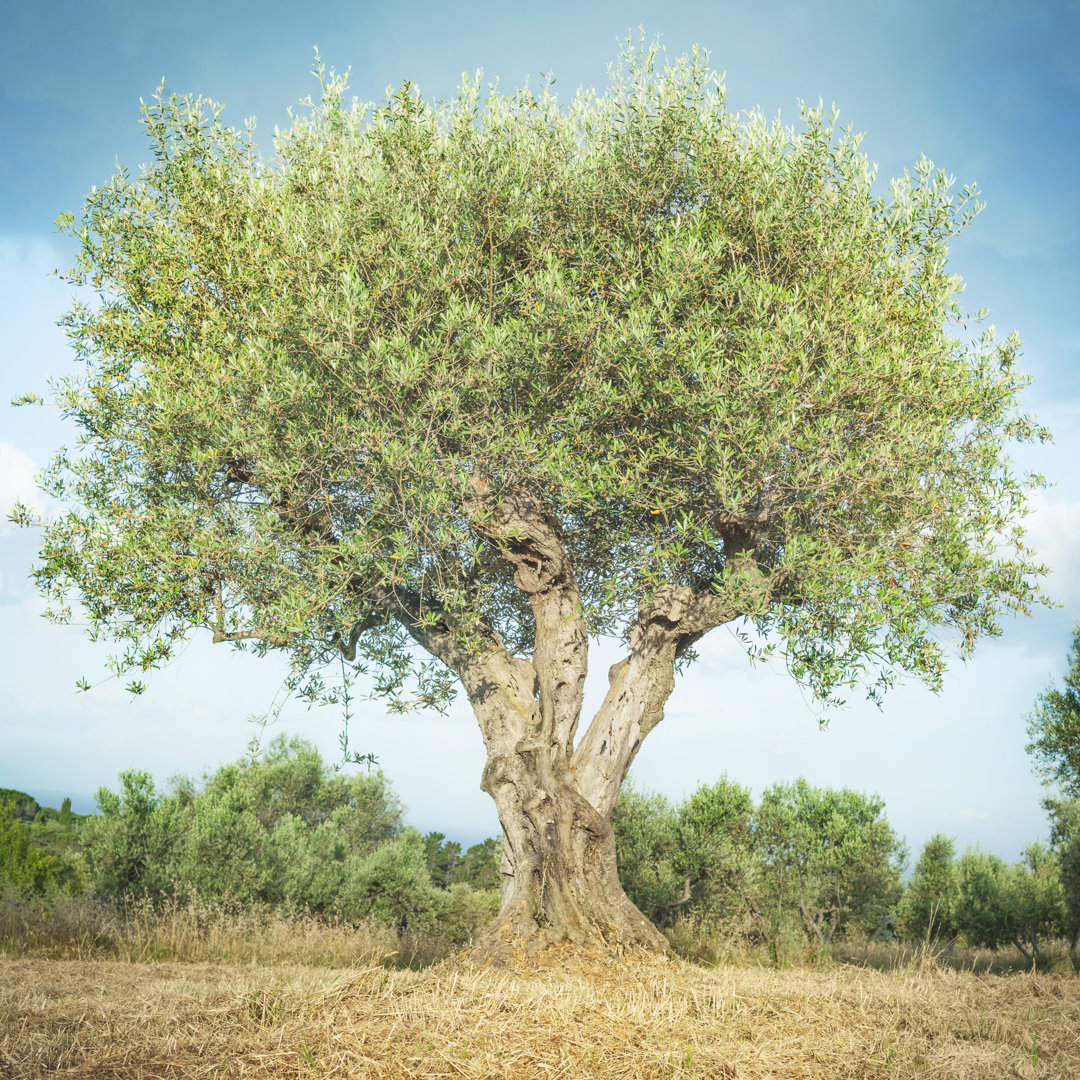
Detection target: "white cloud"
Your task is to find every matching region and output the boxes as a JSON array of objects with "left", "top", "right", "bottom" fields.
[
  {"left": 957, "top": 808, "right": 992, "bottom": 822},
  {"left": 1024, "top": 491, "right": 1080, "bottom": 606},
  {"left": 0, "top": 442, "right": 43, "bottom": 537}
]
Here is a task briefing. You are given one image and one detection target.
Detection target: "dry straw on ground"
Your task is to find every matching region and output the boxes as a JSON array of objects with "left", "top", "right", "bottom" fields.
[{"left": 3, "top": 947, "right": 1078, "bottom": 1079}]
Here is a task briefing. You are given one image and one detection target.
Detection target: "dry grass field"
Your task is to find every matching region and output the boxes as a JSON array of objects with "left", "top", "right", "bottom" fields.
[{"left": 3, "top": 947, "right": 1079, "bottom": 1079}]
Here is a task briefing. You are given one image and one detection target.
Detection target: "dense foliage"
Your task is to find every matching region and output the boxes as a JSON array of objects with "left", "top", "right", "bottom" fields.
[
  {"left": 0, "top": 799, "right": 64, "bottom": 894},
  {"left": 5, "top": 758, "right": 1079, "bottom": 962},
  {"left": 610, "top": 780, "right": 1079, "bottom": 962},
  {"left": 612, "top": 776, "right": 904, "bottom": 955},
  {"left": 1026, "top": 623, "right": 1080, "bottom": 799},
  {"left": 17, "top": 40, "right": 1047, "bottom": 714},
  {"left": 0, "top": 790, "right": 42, "bottom": 825},
  {"left": 2, "top": 739, "right": 500, "bottom": 942}
]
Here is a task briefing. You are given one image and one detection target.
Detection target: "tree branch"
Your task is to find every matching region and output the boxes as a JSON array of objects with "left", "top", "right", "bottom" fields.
[
  {"left": 573, "top": 562, "right": 782, "bottom": 819},
  {"left": 210, "top": 577, "right": 286, "bottom": 646},
  {"left": 328, "top": 609, "right": 384, "bottom": 660},
  {"left": 463, "top": 473, "right": 587, "bottom": 754}
]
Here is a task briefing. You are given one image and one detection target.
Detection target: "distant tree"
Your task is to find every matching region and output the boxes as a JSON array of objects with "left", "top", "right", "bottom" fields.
[
  {"left": 453, "top": 838, "right": 502, "bottom": 892},
  {"left": 171, "top": 781, "right": 271, "bottom": 905},
  {"left": 1006, "top": 842, "right": 1065, "bottom": 964},
  {"left": 0, "top": 798, "right": 61, "bottom": 893},
  {"left": 610, "top": 781, "right": 682, "bottom": 927},
  {"left": 201, "top": 734, "right": 404, "bottom": 852},
  {"left": 436, "top": 882, "right": 501, "bottom": 944},
  {"left": 266, "top": 811, "right": 353, "bottom": 913},
  {"left": 1044, "top": 797, "right": 1080, "bottom": 954},
  {"left": 422, "top": 832, "right": 462, "bottom": 889},
  {"left": 0, "top": 790, "right": 39, "bottom": 825},
  {"left": 20, "top": 38, "right": 1049, "bottom": 955},
  {"left": 673, "top": 777, "right": 757, "bottom": 926},
  {"left": 754, "top": 779, "right": 904, "bottom": 950},
  {"left": 1026, "top": 624, "right": 1080, "bottom": 798},
  {"left": 341, "top": 828, "right": 441, "bottom": 933},
  {"left": 84, "top": 770, "right": 176, "bottom": 900},
  {"left": 612, "top": 778, "right": 757, "bottom": 931},
  {"left": 59, "top": 797, "right": 73, "bottom": 829},
  {"left": 86, "top": 739, "right": 405, "bottom": 910},
  {"left": 900, "top": 833, "right": 959, "bottom": 942},
  {"left": 954, "top": 849, "right": 1013, "bottom": 952}
]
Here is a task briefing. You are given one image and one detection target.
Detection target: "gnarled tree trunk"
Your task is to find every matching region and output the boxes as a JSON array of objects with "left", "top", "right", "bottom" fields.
[{"left": 391, "top": 479, "right": 773, "bottom": 959}]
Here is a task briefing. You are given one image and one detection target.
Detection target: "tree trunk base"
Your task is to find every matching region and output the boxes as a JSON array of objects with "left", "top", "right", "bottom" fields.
[{"left": 466, "top": 905, "right": 670, "bottom": 968}]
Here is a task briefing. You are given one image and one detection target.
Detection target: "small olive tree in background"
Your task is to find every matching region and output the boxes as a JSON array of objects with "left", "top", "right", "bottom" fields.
[
  {"left": 1026, "top": 623, "right": 1080, "bottom": 799},
  {"left": 1025, "top": 626, "right": 1080, "bottom": 959},
  {"left": 953, "top": 845, "right": 1066, "bottom": 965},
  {"left": 899, "top": 833, "right": 959, "bottom": 943},
  {"left": 16, "top": 37, "right": 1049, "bottom": 956},
  {"left": 753, "top": 779, "right": 905, "bottom": 952},
  {"left": 1044, "top": 798, "right": 1080, "bottom": 954},
  {"left": 0, "top": 799, "right": 62, "bottom": 894}
]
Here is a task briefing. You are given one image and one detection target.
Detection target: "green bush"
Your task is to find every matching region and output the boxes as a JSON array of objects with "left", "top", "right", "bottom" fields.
[
  {"left": 341, "top": 829, "right": 441, "bottom": 933},
  {"left": 0, "top": 790, "right": 39, "bottom": 824},
  {"left": 954, "top": 849, "right": 1012, "bottom": 951},
  {"left": 81, "top": 770, "right": 177, "bottom": 900},
  {"left": 0, "top": 799, "right": 62, "bottom": 893},
  {"left": 436, "top": 883, "right": 501, "bottom": 944},
  {"left": 83, "top": 737, "right": 406, "bottom": 914},
  {"left": 171, "top": 785, "right": 271, "bottom": 906},
  {"left": 754, "top": 779, "right": 905, "bottom": 949},
  {"left": 900, "top": 834, "right": 959, "bottom": 942},
  {"left": 675, "top": 777, "right": 757, "bottom": 924},
  {"left": 267, "top": 813, "right": 352, "bottom": 912},
  {"left": 1045, "top": 797, "right": 1080, "bottom": 952},
  {"left": 611, "top": 781, "right": 682, "bottom": 926},
  {"left": 1007, "top": 843, "right": 1066, "bottom": 963}
]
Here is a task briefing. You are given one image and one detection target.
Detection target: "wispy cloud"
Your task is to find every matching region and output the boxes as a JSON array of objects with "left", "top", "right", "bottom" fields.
[{"left": 1024, "top": 492, "right": 1080, "bottom": 606}]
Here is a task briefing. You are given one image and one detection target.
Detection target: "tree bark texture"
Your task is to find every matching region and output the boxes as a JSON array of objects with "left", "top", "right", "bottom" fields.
[{"left": 387, "top": 479, "right": 775, "bottom": 959}]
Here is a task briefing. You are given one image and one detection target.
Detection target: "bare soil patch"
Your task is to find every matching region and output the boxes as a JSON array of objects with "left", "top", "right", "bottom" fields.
[{"left": 2, "top": 950, "right": 1078, "bottom": 1078}]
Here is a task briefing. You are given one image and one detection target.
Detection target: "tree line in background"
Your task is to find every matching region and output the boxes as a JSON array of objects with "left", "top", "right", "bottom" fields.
[
  {"left": 611, "top": 777, "right": 1080, "bottom": 965},
  {"left": 3, "top": 735, "right": 1078, "bottom": 965},
  {"left": 0, "top": 737, "right": 501, "bottom": 945}
]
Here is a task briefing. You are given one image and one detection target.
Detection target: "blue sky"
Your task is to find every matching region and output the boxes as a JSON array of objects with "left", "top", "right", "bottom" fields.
[{"left": 1, "top": 0, "right": 1078, "bottom": 859}]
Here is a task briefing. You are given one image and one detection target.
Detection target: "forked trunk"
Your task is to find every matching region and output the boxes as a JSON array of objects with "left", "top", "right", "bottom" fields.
[
  {"left": 394, "top": 479, "right": 756, "bottom": 959},
  {"left": 457, "top": 601, "right": 708, "bottom": 960}
]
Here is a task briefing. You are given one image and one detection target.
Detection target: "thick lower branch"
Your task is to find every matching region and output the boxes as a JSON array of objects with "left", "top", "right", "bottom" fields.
[
  {"left": 464, "top": 474, "right": 587, "bottom": 753},
  {"left": 571, "top": 640, "right": 682, "bottom": 820},
  {"left": 571, "top": 579, "right": 765, "bottom": 819}
]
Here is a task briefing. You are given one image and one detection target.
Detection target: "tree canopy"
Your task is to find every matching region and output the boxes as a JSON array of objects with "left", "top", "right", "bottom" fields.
[
  {"left": 22, "top": 42, "right": 1045, "bottom": 710},
  {"left": 15, "top": 39, "right": 1050, "bottom": 954}
]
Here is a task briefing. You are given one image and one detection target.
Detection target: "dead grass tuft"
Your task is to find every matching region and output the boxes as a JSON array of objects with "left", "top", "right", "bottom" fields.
[{"left": 2, "top": 948, "right": 1078, "bottom": 1078}]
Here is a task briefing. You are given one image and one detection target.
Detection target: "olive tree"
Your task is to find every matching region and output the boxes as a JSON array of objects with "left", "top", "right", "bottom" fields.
[
  {"left": 900, "top": 833, "right": 959, "bottom": 942},
  {"left": 1026, "top": 623, "right": 1080, "bottom": 799},
  {"left": 753, "top": 779, "right": 905, "bottom": 949},
  {"left": 16, "top": 40, "right": 1048, "bottom": 956}
]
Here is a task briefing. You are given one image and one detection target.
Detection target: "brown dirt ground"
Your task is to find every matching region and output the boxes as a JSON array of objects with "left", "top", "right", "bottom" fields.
[{"left": 2, "top": 948, "right": 1078, "bottom": 1078}]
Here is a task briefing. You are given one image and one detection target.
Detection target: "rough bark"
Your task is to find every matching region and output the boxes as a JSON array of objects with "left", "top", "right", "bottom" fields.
[
  {"left": 390, "top": 584, "right": 667, "bottom": 958},
  {"left": 454, "top": 477, "right": 665, "bottom": 956},
  {"left": 383, "top": 484, "right": 776, "bottom": 959}
]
